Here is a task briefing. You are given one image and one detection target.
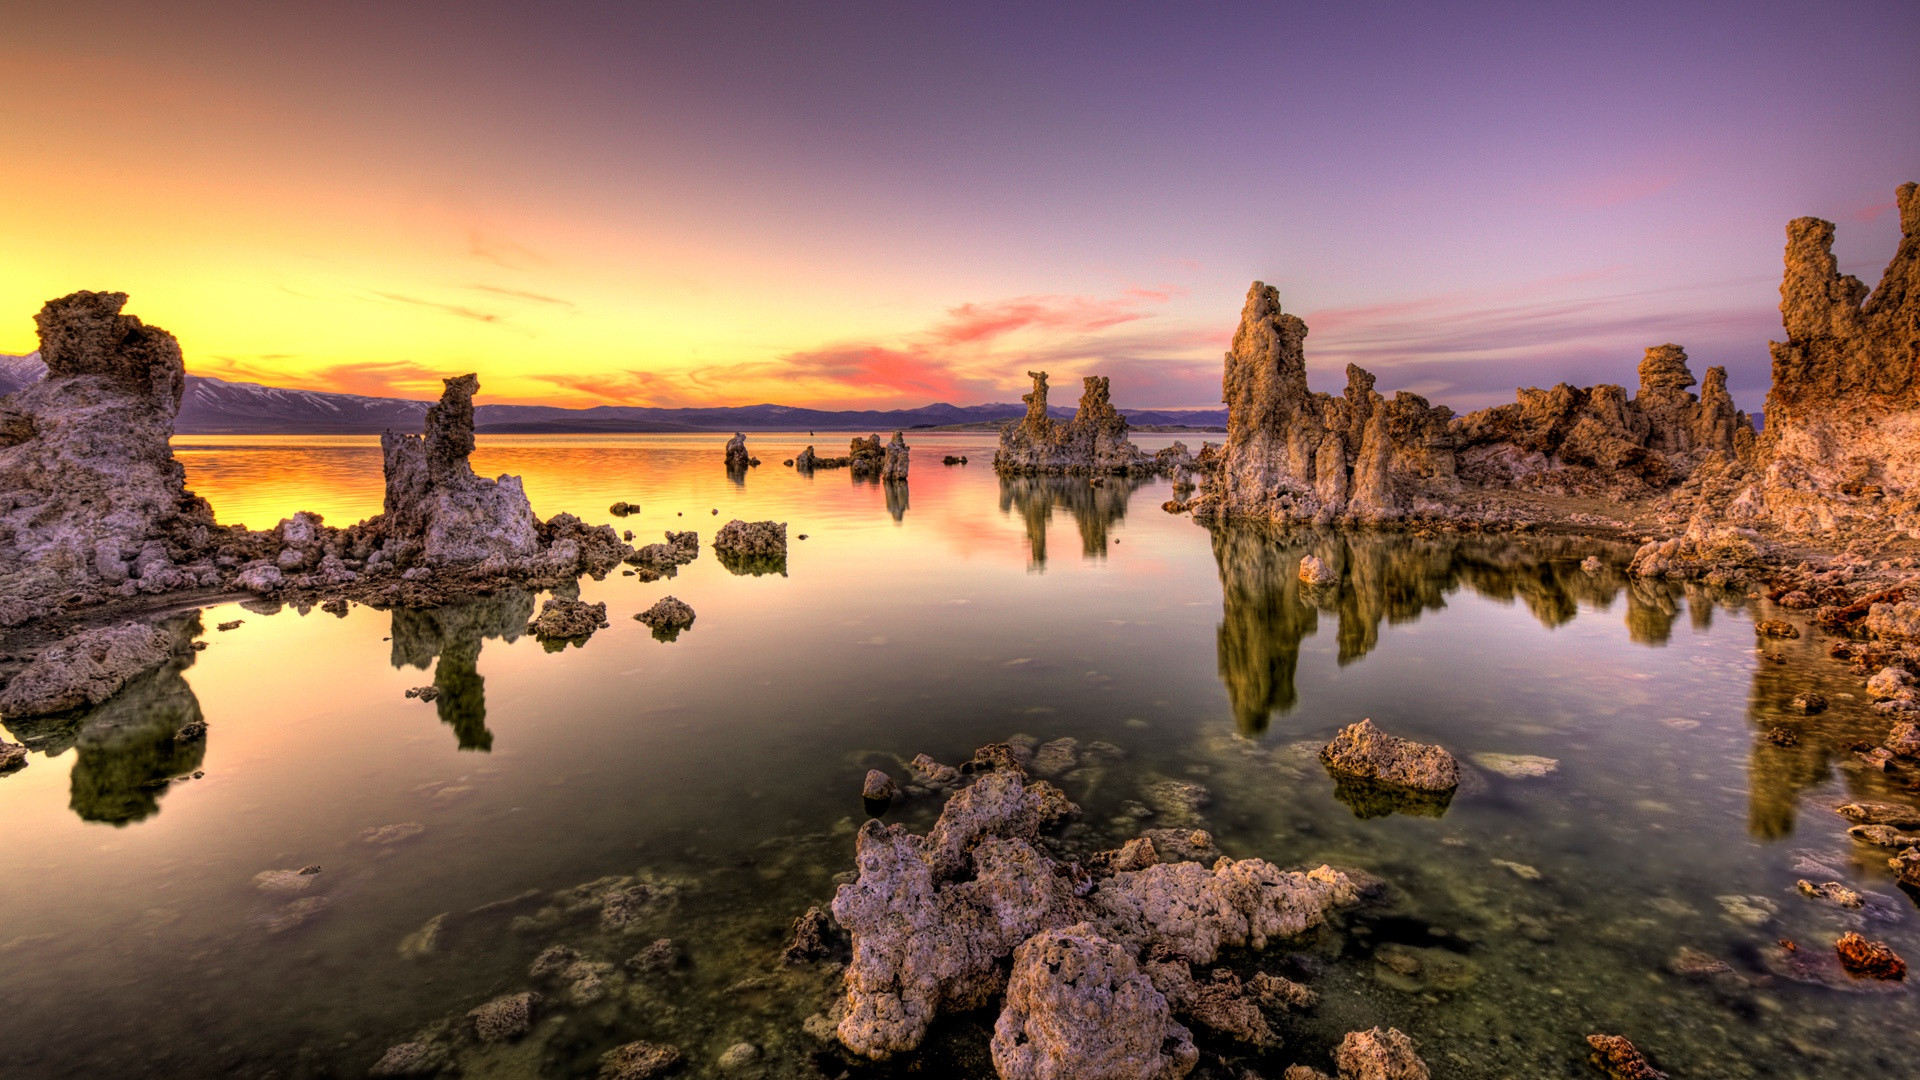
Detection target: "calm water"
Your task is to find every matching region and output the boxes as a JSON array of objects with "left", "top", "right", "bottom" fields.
[{"left": 0, "top": 433, "right": 1912, "bottom": 1079}]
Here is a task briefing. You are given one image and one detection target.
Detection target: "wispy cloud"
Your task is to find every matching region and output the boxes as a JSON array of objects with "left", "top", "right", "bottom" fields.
[
  {"left": 467, "top": 284, "right": 575, "bottom": 308},
  {"left": 467, "top": 230, "right": 550, "bottom": 270},
  {"left": 372, "top": 291, "right": 500, "bottom": 324},
  {"left": 194, "top": 356, "right": 450, "bottom": 398}
]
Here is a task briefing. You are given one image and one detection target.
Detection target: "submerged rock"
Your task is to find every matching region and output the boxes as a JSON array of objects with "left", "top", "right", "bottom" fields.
[
  {"left": 1470, "top": 752, "right": 1558, "bottom": 778},
  {"left": 598, "top": 1040, "right": 681, "bottom": 1080},
  {"left": 1334, "top": 1027, "right": 1431, "bottom": 1080},
  {"left": 0, "top": 620, "right": 179, "bottom": 718},
  {"left": 1320, "top": 719, "right": 1459, "bottom": 791},
  {"left": 1797, "top": 879, "right": 1865, "bottom": 909},
  {"left": 467, "top": 991, "right": 536, "bottom": 1042},
  {"left": 1585, "top": 1034, "right": 1667, "bottom": 1080},
  {"left": 991, "top": 922, "right": 1198, "bottom": 1080},
  {"left": 1836, "top": 931, "right": 1907, "bottom": 980},
  {"left": 369, "top": 1040, "right": 451, "bottom": 1077},
  {"left": 1837, "top": 801, "right": 1920, "bottom": 827}
]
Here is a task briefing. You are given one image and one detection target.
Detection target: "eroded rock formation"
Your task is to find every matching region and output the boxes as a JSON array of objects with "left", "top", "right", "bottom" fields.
[
  {"left": 829, "top": 755, "right": 1361, "bottom": 1069},
  {"left": 1732, "top": 183, "right": 1920, "bottom": 536},
  {"left": 882, "top": 431, "right": 910, "bottom": 481},
  {"left": 378, "top": 375, "right": 542, "bottom": 567},
  {"left": 1195, "top": 283, "right": 1756, "bottom": 526},
  {"left": 0, "top": 291, "right": 223, "bottom": 624},
  {"left": 994, "top": 372, "right": 1160, "bottom": 475}
]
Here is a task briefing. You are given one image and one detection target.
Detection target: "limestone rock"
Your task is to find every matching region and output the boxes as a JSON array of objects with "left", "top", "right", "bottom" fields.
[
  {"left": 882, "top": 431, "right": 910, "bottom": 481},
  {"left": 1334, "top": 1027, "right": 1430, "bottom": 1080},
  {"left": 991, "top": 923, "right": 1198, "bottom": 1080},
  {"left": 369, "top": 1041, "right": 450, "bottom": 1076},
  {"left": 526, "top": 597, "right": 608, "bottom": 642},
  {"left": 634, "top": 595, "right": 695, "bottom": 640},
  {"left": 378, "top": 375, "right": 542, "bottom": 568},
  {"left": 0, "top": 291, "right": 218, "bottom": 624},
  {"left": 0, "top": 739, "right": 26, "bottom": 773},
  {"left": 713, "top": 519, "right": 786, "bottom": 557},
  {"left": 598, "top": 1040, "right": 681, "bottom": 1080},
  {"left": 1585, "top": 1034, "right": 1666, "bottom": 1080},
  {"left": 0, "top": 621, "right": 179, "bottom": 718},
  {"left": 993, "top": 372, "right": 1157, "bottom": 475},
  {"left": 724, "top": 432, "right": 750, "bottom": 471},
  {"left": 1319, "top": 719, "right": 1459, "bottom": 792},
  {"left": 1835, "top": 931, "right": 1906, "bottom": 980},
  {"left": 849, "top": 435, "right": 887, "bottom": 477},
  {"left": 862, "top": 769, "right": 897, "bottom": 802},
  {"left": 467, "top": 991, "right": 536, "bottom": 1042},
  {"left": 1089, "top": 859, "right": 1358, "bottom": 963},
  {"left": 1739, "top": 183, "right": 1920, "bottom": 536}
]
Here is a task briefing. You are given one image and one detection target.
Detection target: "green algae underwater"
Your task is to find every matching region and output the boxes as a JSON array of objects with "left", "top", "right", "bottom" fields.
[{"left": 0, "top": 431, "right": 1913, "bottom": 1079}]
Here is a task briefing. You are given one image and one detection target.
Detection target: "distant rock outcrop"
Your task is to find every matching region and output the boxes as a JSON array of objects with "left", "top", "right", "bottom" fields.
[
  {"left": 882, "top": 431, "right": 910, "bottom": 481},
  {"left": 0, "top": 292, "right": 223, "bottom": 624},
  {"left": 378, "top": 375, "right": 542, "bottom": 567},
  {"left": 1196, "top": 282, "right": 1758, "bottom": 525},
  {"left": 993, "top": 372, "right": 1159, "bottom": 475},
  {"left": 724, "top": 432, "right": 750, "bottom": 471},
  {"left": 1732, "top": 183, "right": 1920, "bottom": 536}
]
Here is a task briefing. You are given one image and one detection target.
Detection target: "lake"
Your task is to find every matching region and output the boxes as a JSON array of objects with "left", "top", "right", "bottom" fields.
[{"left": 0, "top": 432, "right": 1910, "bottom": 1079}]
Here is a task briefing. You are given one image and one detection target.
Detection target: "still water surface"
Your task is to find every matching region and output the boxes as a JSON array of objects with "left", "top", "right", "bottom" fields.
[{"left": 0, "top": 433, "right": 1911, "bottom": 1078}]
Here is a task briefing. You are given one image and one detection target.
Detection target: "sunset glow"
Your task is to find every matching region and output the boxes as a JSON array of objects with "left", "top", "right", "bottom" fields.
[{"left": 3, "top": 2, "right": 1916, "bottom": 411}]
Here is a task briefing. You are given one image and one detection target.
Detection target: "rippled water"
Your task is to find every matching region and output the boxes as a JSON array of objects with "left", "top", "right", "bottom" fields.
[{"left": 0, "top": 433, "right": 1913, "bottom": 1079}]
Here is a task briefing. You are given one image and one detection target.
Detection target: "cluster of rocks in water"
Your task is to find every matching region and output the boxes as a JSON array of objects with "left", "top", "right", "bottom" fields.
[
  {"left": 787, "top": 432, "right": 909, "bottom": 481},
  {"left": 993, "top": 370, "right": 1200, "bottom": 479}
]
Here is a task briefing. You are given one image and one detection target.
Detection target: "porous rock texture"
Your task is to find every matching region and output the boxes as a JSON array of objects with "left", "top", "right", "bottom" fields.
[
  {"left": 882, "top": 431, "right": 910, "bottom": 481},
  {"left": 994, "top": 372, "right": 1167, "bottom": 476},
  {"left": 724, "top": 432, "right": 750, "bottom": 471},
  {"left": 634, "top": 595, "right": 695, "bottom": 636},
  {"left": 828, "top": 756, "right": 1361, "bottom": 1071},
  {"left": 991, "top": 923, "right": 1198, "bottom": 1080},
  {"left": 713, "top": 519, "right": 787, "bottom": 558},
  {"left": 1336, "top": 1027, "right": 1431, "bottom": 1080},
  {"left": 0, "top": 291, "right": 222, "bottom": 625},
  {"left": 1195, "top": 282, "right": 1754, "bottom": 526},
  {"left": 849, "top": 435, "right": 887, "bottom": 477},
  {"left": 1319, "top": 719, "right": 1459, "bottom": 792},
  {"left": 378, "top": 374, "right": 541, "bottom": 567},
  {"left": 1730, "top": 183, "right": 1920, "bottom": 537},
  {"left": 525, "top": 597, "right": 608, "bottom": 641}
]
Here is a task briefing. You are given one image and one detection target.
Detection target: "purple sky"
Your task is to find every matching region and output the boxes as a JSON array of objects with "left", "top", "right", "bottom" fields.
[{"left": 3, "top": 1, "right": 1916, "bottom": 412}]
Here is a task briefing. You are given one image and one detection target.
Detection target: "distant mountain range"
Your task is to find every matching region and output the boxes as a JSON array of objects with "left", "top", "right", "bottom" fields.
[{"left": 0, "top": 353, "right": 1228, "bottom": 434}]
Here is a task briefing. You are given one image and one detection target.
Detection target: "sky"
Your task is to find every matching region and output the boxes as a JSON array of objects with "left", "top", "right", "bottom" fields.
[{"left": 1, "top": 1, "right": 1915, "bottom": 413}]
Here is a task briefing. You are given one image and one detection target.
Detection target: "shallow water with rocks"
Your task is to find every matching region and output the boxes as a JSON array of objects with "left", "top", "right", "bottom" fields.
[{"left": 1, "top": 431, "right": 1914, "bottom": 1079}]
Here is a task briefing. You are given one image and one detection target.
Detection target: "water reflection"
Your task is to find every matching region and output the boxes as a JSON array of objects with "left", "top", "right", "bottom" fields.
[
  {"left": 997, "top": 475, "right": 1143, "bottom": 569},
  {"left": 1208, "top": 527, "right": 1682, "bottom": 735},
  {"left": 388, "top": 589, "right": 535, "bottom": 751},
  {"left": 2, "top": 614, "right": 207, "bottom": 825},
  {"left": 883, "top": 479, "right": 909, "bottom": 522}
]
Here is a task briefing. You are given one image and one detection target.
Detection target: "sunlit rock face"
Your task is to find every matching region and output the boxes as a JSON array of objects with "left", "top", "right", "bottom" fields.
[
  {"left": 0, "top": 292, "right": 219, "bottom": 625},
  {"left": 1735, "top": 183, "right": 1920, "bottom": 536},
  {"left": 379, "top": 374, "right": 541, "bottom": 567},
  {"left": 1199, "top": 282, "right": 1758, "bottom": 525},
  {"left": 993, "top": 372, "right": 1156, "bottom": 475}
]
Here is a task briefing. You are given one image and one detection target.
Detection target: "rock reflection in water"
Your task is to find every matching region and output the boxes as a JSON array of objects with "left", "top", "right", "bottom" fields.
[
  {"left": 389, "top": 590, "right": 535, "bottom": 751},
  {"left": 1, "top": 613, "right": 208, "bottom": 826},
  {"left": 997, "top": 475, "right": 1143, "bottom": 569},
  {"left": 1210, "top": 526, "right": 1679, "bottom": 735},
  {"left": 884, "top": 479, "right": 908, "bottom": 522}
]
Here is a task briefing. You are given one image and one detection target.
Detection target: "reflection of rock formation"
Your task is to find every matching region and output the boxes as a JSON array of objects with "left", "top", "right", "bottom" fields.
[
  {"left": 997, "top": 475, "right": 1143, "bottom": 569},
  {"left": 389, "top": 590, "right": 535, "bottom": 750},
  {"left": 1210, "top": 528, "right": 1671, "bottom": 735},
  {"left": 1741, "top": 625, "right": 1899, "bottom": 839},
  {"left": 883, "top": 480, "right": 909, "bottom": 522},
  {"left": 0, "top": 613, "right": 207, "bottom": 825}
]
